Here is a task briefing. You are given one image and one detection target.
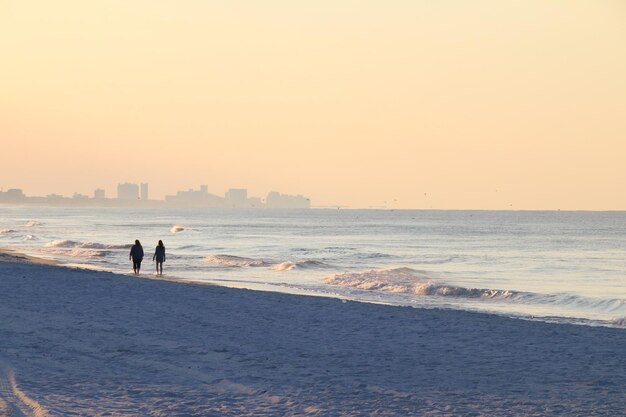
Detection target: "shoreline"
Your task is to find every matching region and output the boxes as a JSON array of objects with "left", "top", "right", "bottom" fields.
[
  {"left": 3, "top": 245, "right": 625, "bottom": 330},
  {"left": 0, "top": 247, "right": 625, "bottom": 415},
  {"left": 2, "top": 246, "right": 624, "bottom": 330},
  {"left": 0, "top": 247, "right": 60, "bottom": 266}
]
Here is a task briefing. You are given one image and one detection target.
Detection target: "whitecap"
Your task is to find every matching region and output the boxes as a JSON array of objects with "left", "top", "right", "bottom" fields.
[
  {"left": 270, "top": 260, "right": 329, "bottom": 271},
  {"left": 170, "top": 225, "right": 185, "bottom": 233},
  {"left": 324, "top": 268, "right": 516, "bottom": 299},
  {"left": 204, "top": 254, "right": 267, "bottom": 267},
  {"left": 45, "top": 240, "right": 131, "bottom": 250},
  {"left": 611, "top": 317, "right": 626, "bottom": 328}
]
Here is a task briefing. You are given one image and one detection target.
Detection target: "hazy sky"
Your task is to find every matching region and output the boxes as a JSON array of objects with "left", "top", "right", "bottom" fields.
[{"left": 1, "top": 1, "right": 625, "bottom": 209}]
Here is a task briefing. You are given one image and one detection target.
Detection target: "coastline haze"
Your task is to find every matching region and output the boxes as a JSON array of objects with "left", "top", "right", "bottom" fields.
[{"left": 1, "top": 1, "right": 625, "bottom": 209}]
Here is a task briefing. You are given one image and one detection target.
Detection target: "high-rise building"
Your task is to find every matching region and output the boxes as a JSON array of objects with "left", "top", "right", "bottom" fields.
[
  {"left": 0, "top": 189, "right": 25, "bottom": 201},
  {"left": 164, "top": 185, "right": 225, "bottom": 207},
  {"left": 225, "top": 188, "right": 247, "bottom": 207},
  {"left": 140, "top": 183, "right": 149, "bottom": 200},
  {"left": 94, "top": 188, "right": 106, "bottom": 199},
  {"left": 265, "top": 192, "right": 310, "bottom": 209},
  {"left": 117, "top": 183, "right": 139, "bottom": 200}
]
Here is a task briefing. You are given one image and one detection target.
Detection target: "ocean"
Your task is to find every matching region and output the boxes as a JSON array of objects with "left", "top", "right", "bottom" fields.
[{"left": 1, "top": 206, "right": 625, "bottom": 327}]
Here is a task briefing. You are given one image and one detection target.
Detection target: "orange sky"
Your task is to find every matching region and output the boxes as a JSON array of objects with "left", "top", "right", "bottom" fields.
[{"left": 1, "top": 1, "right": 625, "bottom": 209}]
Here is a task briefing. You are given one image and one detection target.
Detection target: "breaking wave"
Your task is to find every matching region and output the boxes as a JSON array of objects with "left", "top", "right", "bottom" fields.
[
  {"left": 45, "top": 240, "right": 132, "bottom": 250},
  {"left": 66, "top": 249, "right": 107, "bottom": 258},
  {"left": 204, "top": 254, "right": 268, "bottom": 267},
  {"left": 270, "top": 260, "right": 330, "bottom": 271},
  {"left": 0, "top": 228, "right": 17, "bottom": 234},
  {"left": 323, "top": 268, "right": 626, "bottom": 317},
  {"left": 611, "top": 317, "right": 626, "bottom": 328},
  {"left": 170, "top": 225, "right": 185, "bottom": 233},
  {"left": 24, "top": 220, "right": 42, "bottom": 227},
  {"left": 204, "top": 254, "right": 330, "bottom": 270},
  {"left": 322, "top": 268, "right": 510, "bottom": 297}
]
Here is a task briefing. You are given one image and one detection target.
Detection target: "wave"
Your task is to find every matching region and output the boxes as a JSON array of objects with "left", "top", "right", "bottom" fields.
[
  {"left": 355, "top": 252, "right": 395, "bottom": 260},
  {"left": 203, "top": 254, "right": 330, "bottom": 270},
  {"left": 323, "top": 268, "right": 626, "bottom": 316},
  {"left": 170, "top": 225, "right": 185, "bottom": 233},
  {"left": 0, "top": 228, "right": 17, "bottom": 234},
  {"left": 24, "top": 220, "right": 42, "bottom": 227},
  {"left": 67, "top": 249, "right": 107, "bottom": 258},
  {"left": 417, "top": 256, "right": 461, "bottom": 265},
  {"left": 324, "top": 268, "right": 441, "bottom": 294},
  {"left": 204, "top": 254, "right": 268, "bottom": 267},
  {"left": 179, "top": 245, "right": 202, "bottom": 250},
  {"left": 45, "top": 240, "right": 132, "bottom": 250},
  {"left": 611, "top": 317, "right": 626, "bottom": 328},
  {"left": 270, "top": 260, "right": 330, "bottom": 271},
  {"left": 517, "top": 292, "right": 626, "bottom": 314},
  {"left": 23, "top": 235, "right": 35, "bottom": 241}
]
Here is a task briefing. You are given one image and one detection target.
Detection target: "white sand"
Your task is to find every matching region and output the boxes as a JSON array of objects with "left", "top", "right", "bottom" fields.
[{"left": 0, "top": 251, "right": 624, "bottom": 416}]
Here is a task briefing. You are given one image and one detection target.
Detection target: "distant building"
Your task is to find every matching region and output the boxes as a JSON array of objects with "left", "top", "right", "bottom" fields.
[
  {"left": 94, "top": 188, "right": 106, "bottom": 199},
  {"left": 248, "top": 197, "right": 264, "bottom": 208},
  {"left": 266, "top": 192, "right": 310, "bottom": 209},
  {"left": 165, "top": 185, "right": 225, "bottom": 207},
  {"left": 140, "top": 183, "right": 149, "bottom": 200},
  {"left": 72, "top": 192, "right": 89, "bottom": 200},
  {"left": 117, "top": 183, "right": 139, "bottom": 200},
  {"left": 0, "top": 188, "right": 26, "bottom": 201},
  {"left": 5, "top": 188, "right": 26, "bottom": 200},
  {"left": 225, "top": 189, "right": 248, "bottom": 207}
]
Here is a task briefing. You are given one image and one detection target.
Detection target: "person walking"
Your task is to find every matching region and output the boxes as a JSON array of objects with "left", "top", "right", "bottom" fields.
[
  {"left": 129, "top": 239, "right": 144, "bottom": 275},
  {"left": 153, "top": 240, "right": 166, "bottom": 276}
]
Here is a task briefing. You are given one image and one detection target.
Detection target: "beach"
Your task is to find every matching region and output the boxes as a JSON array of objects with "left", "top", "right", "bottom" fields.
[{"left": 0, "top": 250, "right": 624, "bottom": 416}]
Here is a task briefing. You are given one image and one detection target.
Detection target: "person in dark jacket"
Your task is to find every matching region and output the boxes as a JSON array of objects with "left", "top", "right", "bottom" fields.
[
  {"left": 129, "top": 239, "right": 144, "bottom": 275},
  {"left": 153, "top": 240, "right": 166, "bottom": 276}
]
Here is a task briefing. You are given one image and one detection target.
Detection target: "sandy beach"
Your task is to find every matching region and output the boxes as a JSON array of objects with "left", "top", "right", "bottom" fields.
[{"left": 0, "top": 250, "right": 624, "bottom": 416}]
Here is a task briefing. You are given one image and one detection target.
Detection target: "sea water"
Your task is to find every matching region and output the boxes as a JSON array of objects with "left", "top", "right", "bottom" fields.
[{"left": 1, "top": 207, "right": 625, "bottom": 327}]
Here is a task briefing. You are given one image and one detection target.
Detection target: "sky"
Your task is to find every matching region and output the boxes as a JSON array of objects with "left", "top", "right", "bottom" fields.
[{"left": 1, "top": 0, "right": 625, "bottom": 209}]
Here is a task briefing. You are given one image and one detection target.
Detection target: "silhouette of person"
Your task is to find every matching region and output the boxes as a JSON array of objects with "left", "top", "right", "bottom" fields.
[
  {"left": 153, "top": 240, "right": 166, "bottom": 276},
  {"left": 129, "top": 239, "right": 144, "bottom": 275}
]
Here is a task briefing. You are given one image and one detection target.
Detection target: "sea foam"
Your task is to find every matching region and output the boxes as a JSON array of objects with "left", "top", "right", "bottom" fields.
[
  {"left": 204, "top": 254, "right": 268, "bottom": 267},
  {"left": 45, "top": 240, "right": 131, "bottom": 250},
  {"left": 270, "top": 260, "right": 329, "bottom": 271},
  {"left": 170, "top": 225, "right": 185, "bottom": 233},
  {"left": 324, "top": 268, "right": 626, "bottom": 318},
  {"left": 324, "top": 268, "right": 516, "bottom": 299}
]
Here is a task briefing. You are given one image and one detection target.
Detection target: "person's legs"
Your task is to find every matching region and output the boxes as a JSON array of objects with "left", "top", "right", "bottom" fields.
[
  {"left": 132, "top": 260, "right": 138, "bottom": 274},
  {"left": 158, "top": 261, "right": 163, "bottom": 276},
  {"left": 136, "top": 260, "right": 142, "bottom": 274}
]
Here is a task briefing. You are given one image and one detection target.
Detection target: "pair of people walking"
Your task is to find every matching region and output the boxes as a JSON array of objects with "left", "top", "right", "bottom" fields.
[{"left": 129, "top": 240, "right": 166, "bottom": 276}]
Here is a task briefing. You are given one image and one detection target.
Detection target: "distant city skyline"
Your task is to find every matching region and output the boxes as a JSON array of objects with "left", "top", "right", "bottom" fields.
[{"left": 0, "top": 183, "right": 311, "bottom": 209}]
